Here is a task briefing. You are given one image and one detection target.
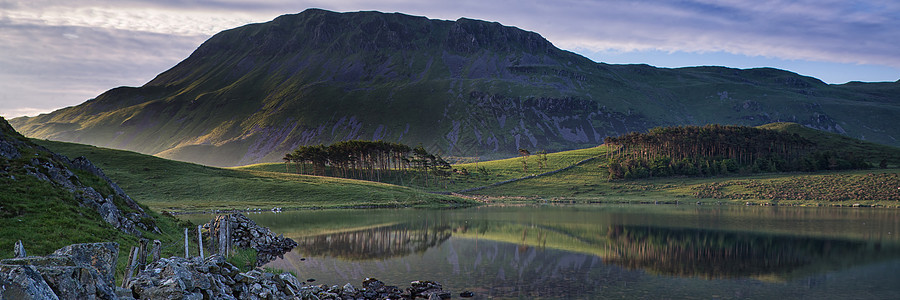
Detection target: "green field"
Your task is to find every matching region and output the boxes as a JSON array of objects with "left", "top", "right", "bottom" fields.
[
  {"left": 237, "top": 138, "right": 900, "bottom": 206},
  {"left": 33, "top": 140, "right": 474, "bottom": 213},
  {"left": 239, "top": 145, "right": 609, "bottom": 192}
]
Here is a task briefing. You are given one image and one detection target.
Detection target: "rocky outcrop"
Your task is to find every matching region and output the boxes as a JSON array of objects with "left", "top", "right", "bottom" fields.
[
  {"left": 0, "top": 242, "right": 119, "bottom": 300},
  {"left": 205, "top": 214, "right": 298, "bottom": 265},
  {"left": 127, "top": 255, "right": 451, "bottom": 300},
  {"left": 0, "top": 116, "right": 157, "bottom": 236}
]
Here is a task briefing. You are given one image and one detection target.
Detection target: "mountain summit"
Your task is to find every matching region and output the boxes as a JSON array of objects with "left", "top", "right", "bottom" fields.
[{"left": 10, "top": 9, "right": 900, "bottom": 166}]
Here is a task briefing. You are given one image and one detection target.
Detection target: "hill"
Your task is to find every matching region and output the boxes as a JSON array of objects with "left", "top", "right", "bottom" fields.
[
  {"left": 466, "top": 123, "right": 900, "bottom": 205},
  {"left": 0, "top": 116, "right": 192, "bottom": 267},
  {"left": 10, "top": 9, "right": 900, "bottom": 167},
  {"left": 31, "top": 139, "right": 472, "bottom": 212}
]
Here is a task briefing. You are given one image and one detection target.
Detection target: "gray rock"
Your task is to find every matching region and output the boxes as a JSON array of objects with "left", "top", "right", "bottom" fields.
[
  {"left": 14, "top": 240, "right": 26, "bottom": 258},
  {"left": 234, "top": 272, "right": 256, "bottom": 284},
  {"left": 35, "top": 264, "right": 116, "bottom": 300},
  {"left": 342, "top": 282, "right": 357, "bottom": 295},
  {"left": 0, "top": 139, "right": 21, "bottom": 159},
  {"left": 53, "top": 242, "right": 118, "bottom": 287},
  {"left": 1, "top": 242, "right": 120, "bottom": 300},
  {"left": 0, "top": 264, "right": 60, "bottom": 300}
]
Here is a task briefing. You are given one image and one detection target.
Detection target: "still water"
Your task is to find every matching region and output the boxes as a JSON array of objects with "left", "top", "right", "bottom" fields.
[{"left": 182, "top": 204, "right": 900, "bottom": 299}]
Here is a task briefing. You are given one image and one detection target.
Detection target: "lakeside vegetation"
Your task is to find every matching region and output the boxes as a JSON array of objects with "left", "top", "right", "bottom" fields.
[
  {"left": 283, "top": 140, "right": 453, "bottom": 187},
  {"left": 470, "top": 124, "right": 900, "bottom": 205}
]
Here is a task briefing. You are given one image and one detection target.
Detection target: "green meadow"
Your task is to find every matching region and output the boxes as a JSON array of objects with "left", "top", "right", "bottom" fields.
[{"left": 33, "top": 139, "right": 474, "bottom": 213}]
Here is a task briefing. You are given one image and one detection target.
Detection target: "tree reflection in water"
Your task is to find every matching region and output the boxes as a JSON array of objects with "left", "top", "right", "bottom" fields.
[
  {"left": 288, "top": 220, "right": 899, "bottom": 281},
  {"left": 255, "top": 206, "right": 900, "bottom": 298},
  {"left": 294, "top": 224, "right": 453, "bottom": 260},
  {"left": 603, "top": 225, "right": 895, "bottom": 280}
]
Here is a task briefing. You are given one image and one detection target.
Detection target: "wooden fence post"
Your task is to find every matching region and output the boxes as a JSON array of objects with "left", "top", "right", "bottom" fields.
[
  {"left": 150, "top": 240, "right": 161, "bottom": 263},
  {"left": 14, "top": 240, "right": 26, "bottom": 258},
  {"left": 197, "top": 224, "right": 204, "bottom": 259},
  {"left": 138, "top": 238, "right": 148, "bottom": 271},
  {"left": 226, "top": 216, "right": 233, "bottom": 256},
  {"left": 184, "top": 228, "right": 189, "bottom": 258},
  {"left": 122, "top": 246, "right": 140, "bottom": 288},
  {"left": 218, "top": 216, "right": 228, "bottom": 256}
]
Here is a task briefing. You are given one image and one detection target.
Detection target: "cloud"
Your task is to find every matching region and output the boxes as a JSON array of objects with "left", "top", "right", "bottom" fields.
[
  {"left": 1, "top": 0, "right": 898, "bottom": 117},
  {"left": 488, "top": 0, "right": 900, "bottom": 67},
  {"left": 0, "top": 22, "right": 206, "bottom": 118}
]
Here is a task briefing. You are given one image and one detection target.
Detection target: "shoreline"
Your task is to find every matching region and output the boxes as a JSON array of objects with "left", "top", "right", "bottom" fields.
[{"left": 165, "top": 198, "right": 900, "bottom": 215}]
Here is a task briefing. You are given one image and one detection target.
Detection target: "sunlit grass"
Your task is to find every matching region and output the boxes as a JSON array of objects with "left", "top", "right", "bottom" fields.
[{"left": 33, "top": 139, "right": 475, "bottom": 213}]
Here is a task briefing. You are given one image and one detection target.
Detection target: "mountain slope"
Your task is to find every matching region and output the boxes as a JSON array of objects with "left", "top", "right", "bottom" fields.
[{"left": 10, "top": 9, "right": 900, "bottom": 167}]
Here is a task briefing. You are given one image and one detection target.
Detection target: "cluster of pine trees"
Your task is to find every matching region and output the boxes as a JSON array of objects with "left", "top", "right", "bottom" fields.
[
  {"left": 604, "top": 125, "right": 870, "bottom": 180},
  {"left": 283, "top": 140, "right": 451, "bottom": 185}
]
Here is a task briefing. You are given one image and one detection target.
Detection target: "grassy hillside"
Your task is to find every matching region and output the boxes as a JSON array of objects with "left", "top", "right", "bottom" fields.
[
  {"left": 468, "top": 124, "right": 900, "bottom": 205},
  {"left": 1, "top": 116, "right": 201, "bottom": 283},
  {"left": 10, "top": 9, "right": 900, "bottom": 167},
  {"left": 32, "top": 139, "right": 473, "bottom": 212},
  {"left": 238, "top": 145, "right": 610, "bottom": 192}
]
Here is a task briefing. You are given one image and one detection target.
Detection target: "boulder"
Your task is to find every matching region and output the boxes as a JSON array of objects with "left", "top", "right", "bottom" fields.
[
  {"left": 0, "top": 242, "right": 119, "bottom": 300},
  {"left": 53, "top": 242, "right": 119, "bottom": 287},
  {"left": 0, "top": 264, "right": 60, "bottom": 300}
]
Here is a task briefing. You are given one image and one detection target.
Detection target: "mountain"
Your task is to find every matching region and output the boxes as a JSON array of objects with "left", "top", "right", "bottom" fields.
[{"left": 10, "top": 9, "right": 900, "bottom": 167}]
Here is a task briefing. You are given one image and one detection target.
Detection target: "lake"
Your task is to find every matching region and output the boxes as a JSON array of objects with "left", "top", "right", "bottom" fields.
[{"left": 181, "top": 204, "right": 900, "bottom": 299}]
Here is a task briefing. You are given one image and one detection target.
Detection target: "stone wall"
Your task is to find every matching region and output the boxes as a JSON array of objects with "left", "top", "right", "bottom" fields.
[
  {"left": 0, "top": 242, "right": 119, "bottom": 300},
  {"left": 1, "top": 242, "right": 454, "bottom": 300},
  {"left": 204, "top": 213, "right": 298, "bottom": 265}
]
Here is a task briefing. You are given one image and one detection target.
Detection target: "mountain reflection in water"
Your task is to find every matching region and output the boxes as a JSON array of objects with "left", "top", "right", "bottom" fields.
[
  {"left": 279, "top": 221, "right": 896, "bottom": 281},
  {"left": 184, "top": 205, "right": 900, "bottom": 298}
]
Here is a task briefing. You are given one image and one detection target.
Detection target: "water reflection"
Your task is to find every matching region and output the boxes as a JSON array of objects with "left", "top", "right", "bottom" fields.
[
  {"left": 603, "top": 225, "right": 889, "bottom": 280},
  {"left": 295, "top": 224, "right": 452, "bottom": 260},
  {"left": 266, "top": 211, "right": 899, "bottom": 281},
  {"left": 183, "top": 205, "right": 900, "bottom": 298}
]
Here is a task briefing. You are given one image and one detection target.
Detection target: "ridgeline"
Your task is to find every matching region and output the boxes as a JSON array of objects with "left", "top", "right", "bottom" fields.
[{"left": 10, "top": 9, "right": 900, "bottom": 167}]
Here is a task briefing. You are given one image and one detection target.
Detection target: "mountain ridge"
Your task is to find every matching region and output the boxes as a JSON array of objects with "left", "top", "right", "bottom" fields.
[{"left": 10, "top": 9, "right": 900, "bottom": 167}]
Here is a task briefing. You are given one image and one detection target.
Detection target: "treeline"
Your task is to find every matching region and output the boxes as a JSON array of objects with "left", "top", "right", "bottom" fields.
[
  {"left": 283, "top": 140, "right": 451, "bottom": 185},
  {"left": 604, "top": 125, "right": 870, "bottom": 180}
]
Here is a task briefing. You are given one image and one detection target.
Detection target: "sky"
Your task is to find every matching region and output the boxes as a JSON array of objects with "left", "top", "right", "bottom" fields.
[{"left": 1, "top": 0, "right": 898, "bottom": 118}]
